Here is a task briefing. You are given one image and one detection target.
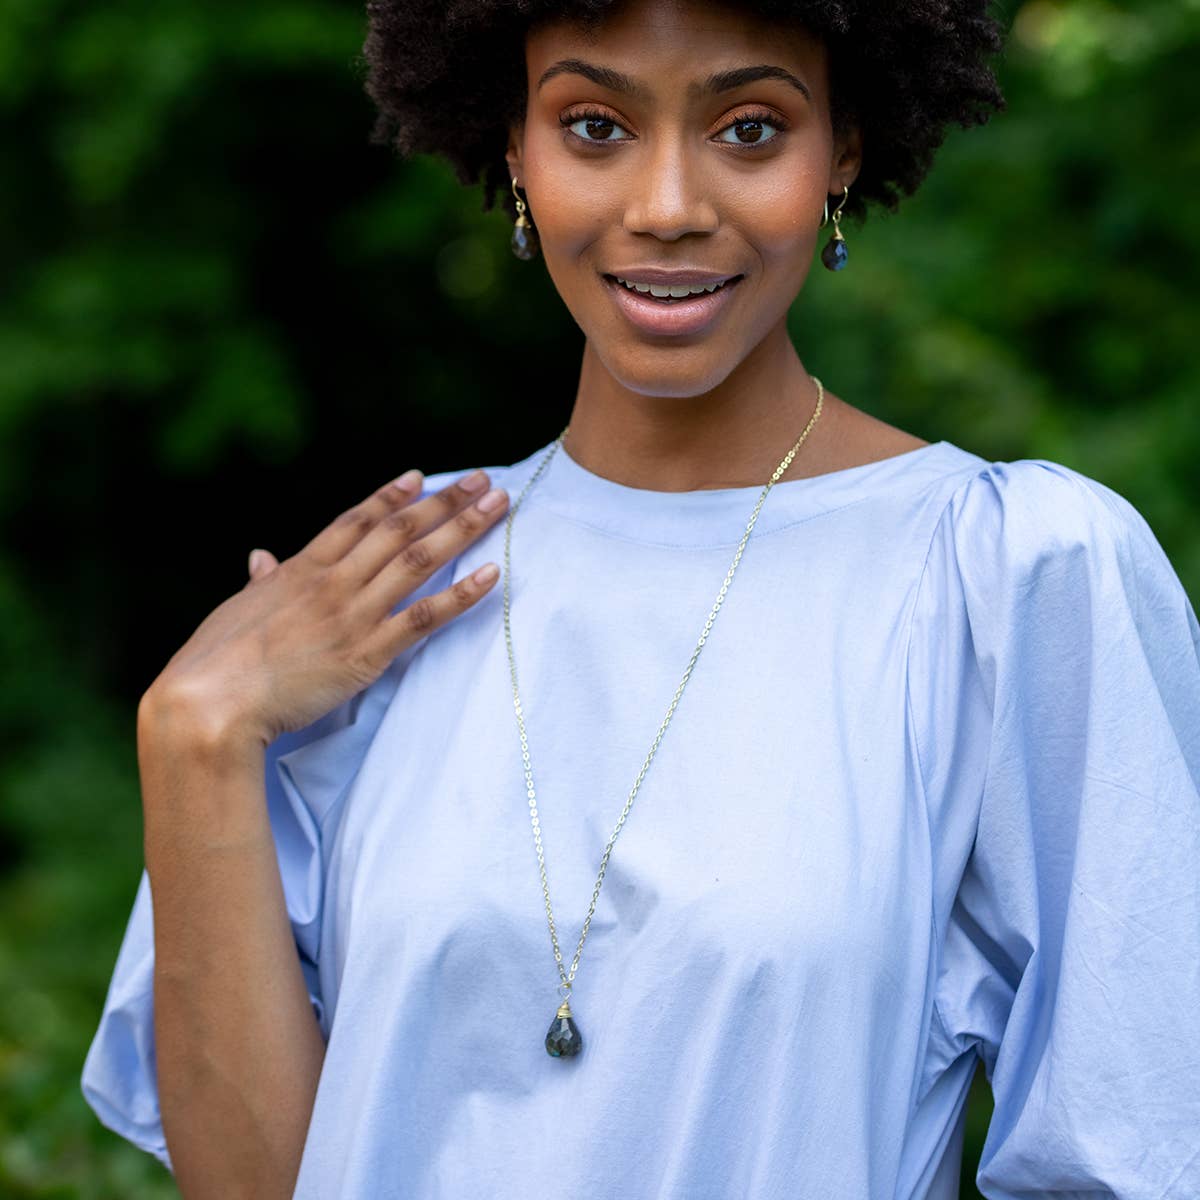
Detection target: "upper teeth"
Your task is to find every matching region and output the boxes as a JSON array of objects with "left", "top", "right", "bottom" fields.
[{"left": 615, "top": 277, "right": 726, "bottom": 297}]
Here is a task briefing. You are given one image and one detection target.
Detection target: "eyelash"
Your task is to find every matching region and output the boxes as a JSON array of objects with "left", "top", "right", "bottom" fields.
[{"left": 558, "top": 106, "right": 788, "bottom": 151}]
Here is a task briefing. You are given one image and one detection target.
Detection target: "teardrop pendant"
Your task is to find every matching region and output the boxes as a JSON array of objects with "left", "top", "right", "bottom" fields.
[
  {"left": 510, "top": 179, "right": 540, "bottom": 261},
  {"left": 820, "top": 184, "right": 850, "bottom": 272},
  {"left": 511, "top": 217, "right": 540, "bottom": 261},
  {"left": 545, "top": 998, "right": 583, "bottom": 1057},
  {"left": 821, "top": 227, "right": 848, "bottom": 271}
]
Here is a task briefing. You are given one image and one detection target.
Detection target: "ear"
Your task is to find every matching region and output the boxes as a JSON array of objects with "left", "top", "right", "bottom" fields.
[
  {"left": 830, "top": 119, "right": 863, "bottom": 196},
  {"left": 505, "top": 121, "right": 525, "bottom": 186}
]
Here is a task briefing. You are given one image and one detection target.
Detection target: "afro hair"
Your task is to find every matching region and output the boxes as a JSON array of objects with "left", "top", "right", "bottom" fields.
[{"left": 362, "top": 0, "right": 1008, "bottom": 226}]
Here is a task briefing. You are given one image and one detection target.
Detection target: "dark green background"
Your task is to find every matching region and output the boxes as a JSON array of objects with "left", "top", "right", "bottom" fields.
[{"left": 1, "top": 1, "right": 1196, "bottom": 1194}]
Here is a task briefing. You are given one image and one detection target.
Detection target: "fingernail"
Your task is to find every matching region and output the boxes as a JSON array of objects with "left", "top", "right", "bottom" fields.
[
  {"left": 460, "top": 469, "right": 488, "bottom": 492},
  {"left": 472, "top": 563, "right": 500, "bottom": 586},
  {"left": 392, "top": 468, "right": 423, "bottom": 490},
  {"left": 477, "top": 487, "right": 507, "bottom": 513},
  {"left": 248, "top": 549, "right": 265, "bottom": 574}
]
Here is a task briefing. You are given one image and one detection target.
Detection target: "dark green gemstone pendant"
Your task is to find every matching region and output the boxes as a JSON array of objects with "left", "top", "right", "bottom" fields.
[{"left": 545, "top": 999, "right": 583, "bottom": 1057}]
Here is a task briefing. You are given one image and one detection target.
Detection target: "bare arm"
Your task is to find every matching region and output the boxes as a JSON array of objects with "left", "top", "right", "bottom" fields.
[
  {"left": 126, "top": 466, "right": 508, "bottom": 1193},
  {"left": 140, "top": 696, "right": 325, "bottom": 1200}
]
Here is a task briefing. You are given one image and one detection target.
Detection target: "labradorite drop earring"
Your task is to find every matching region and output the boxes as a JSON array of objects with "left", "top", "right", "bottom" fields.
[
  {"left": 820, "top": 185, "right": 850, "bottom": 271},
  {"left": 510, "top": 178, "right": 540, "bottom": 261}
]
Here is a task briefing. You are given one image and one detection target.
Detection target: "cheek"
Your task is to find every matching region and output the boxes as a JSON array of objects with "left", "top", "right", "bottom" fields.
[
  {"left": 726, "top": 165, "right": 825, "bottom": 267},
  {"left": 520, "top": 131, "right": 613, "bottom": 256}
]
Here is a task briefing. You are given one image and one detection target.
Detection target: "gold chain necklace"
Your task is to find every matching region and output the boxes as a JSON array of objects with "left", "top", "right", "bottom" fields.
[{"left": 501, "top": 377, "right": 825, "bottom": 1057}]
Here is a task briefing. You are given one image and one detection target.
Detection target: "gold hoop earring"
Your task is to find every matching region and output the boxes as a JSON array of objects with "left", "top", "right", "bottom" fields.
[
  {"left": 820, "top": 185, "right": 849, "bottom": 272},
  {"left": 510, "top": 178, "right": 540, "bottom": 261}
]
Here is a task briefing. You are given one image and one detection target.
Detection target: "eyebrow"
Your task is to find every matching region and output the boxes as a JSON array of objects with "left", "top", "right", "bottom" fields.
[{"left": 536, "top": 59, "right": 811, "bottom": 103}]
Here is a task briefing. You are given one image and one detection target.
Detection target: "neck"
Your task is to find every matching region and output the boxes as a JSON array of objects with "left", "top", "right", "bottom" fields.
[{"left": 562, "top": 323, "right": 838, "bottom": 492}]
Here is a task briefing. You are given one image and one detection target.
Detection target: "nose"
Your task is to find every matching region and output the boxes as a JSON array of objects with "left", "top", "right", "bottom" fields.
[{"left": 621, "top": 134, "right": 720, "bottom": 242}]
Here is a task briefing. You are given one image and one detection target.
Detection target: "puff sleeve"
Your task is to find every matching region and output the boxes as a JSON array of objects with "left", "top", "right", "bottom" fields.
[
  {"left": 78, "top": 628, "right": 430, "bottom": 1171},
  {"left": 913, "top": 460, "right": 1200, "bottom": 1197}
]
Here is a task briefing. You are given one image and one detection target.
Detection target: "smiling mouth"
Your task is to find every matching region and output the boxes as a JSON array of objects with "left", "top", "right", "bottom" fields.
[{"left": 602, "top": 274, "right": 744, "bottom": 302}]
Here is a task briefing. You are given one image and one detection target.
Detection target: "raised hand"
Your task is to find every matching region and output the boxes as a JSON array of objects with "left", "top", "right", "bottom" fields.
[{"left": 144, "top": 468, "right": 509, "bottom": 748}]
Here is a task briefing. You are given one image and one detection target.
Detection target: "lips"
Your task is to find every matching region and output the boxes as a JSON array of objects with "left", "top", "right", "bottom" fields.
[{"left": 601, "top": 272, "right": 744, "bottom": 337}]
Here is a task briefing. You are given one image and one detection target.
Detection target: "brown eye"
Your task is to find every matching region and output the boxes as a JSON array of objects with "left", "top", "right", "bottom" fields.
[
  {"left": 583, "top": 118, "right": 617, "bottom": 139},
  {"left": 561, "top": 110, "right": 634, "bottom": 142},
  {"left": 715, "top": 113, "right": 784, "bottom": 148}
]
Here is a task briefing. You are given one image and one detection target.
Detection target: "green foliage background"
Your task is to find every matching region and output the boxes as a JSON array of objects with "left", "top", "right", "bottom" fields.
[{"left": 0, "top": 0, "right": 1196, "bottom": 1194}]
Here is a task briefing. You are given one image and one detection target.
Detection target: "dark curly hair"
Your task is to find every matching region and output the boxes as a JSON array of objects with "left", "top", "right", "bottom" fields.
[{"left": 362, "top": 0, "right": 1007, "bottom": 226}]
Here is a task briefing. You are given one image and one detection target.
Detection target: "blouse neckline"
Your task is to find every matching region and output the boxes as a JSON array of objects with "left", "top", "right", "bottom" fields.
[{"left": 505, "top": 435, "right": 983, "bottom": 548}]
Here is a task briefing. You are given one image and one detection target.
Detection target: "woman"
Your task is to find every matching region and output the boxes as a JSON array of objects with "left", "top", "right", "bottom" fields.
[{"left": 82, "top": 1, "right": 1200, "bottom": 1196}]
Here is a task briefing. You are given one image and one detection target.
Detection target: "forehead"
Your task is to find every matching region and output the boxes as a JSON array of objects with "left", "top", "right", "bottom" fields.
[{"left": 526, "top": 0, "right": 826, "bottom": 84}]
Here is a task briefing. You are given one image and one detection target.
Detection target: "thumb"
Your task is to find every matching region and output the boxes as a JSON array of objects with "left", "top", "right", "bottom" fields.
[{"left": 248, "top": 548, "right": 279, "bottom": 579}]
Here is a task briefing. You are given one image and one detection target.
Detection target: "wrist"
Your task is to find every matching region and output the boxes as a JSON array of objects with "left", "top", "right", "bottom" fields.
[{"left": 138, "top": 683, "right": 269, "bottom": 765}]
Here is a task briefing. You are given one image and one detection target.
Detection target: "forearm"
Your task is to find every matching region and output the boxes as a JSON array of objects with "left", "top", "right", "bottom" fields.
[{"left": 138, "top": 692, "right": 325, "bottom": 1200}]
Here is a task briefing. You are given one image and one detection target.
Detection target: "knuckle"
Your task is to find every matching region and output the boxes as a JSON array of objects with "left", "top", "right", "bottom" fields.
[
  {"left": 334, "top": 506, "right": 374, "bottom": 535},
  {"left": 433, "top": 486, "right": 460, "bottom": 512},
  {"left": 310, "top": 563, "right": 348, "bottom": 609},
  {"left": 400, "top": 540, "right": 435, "bottom": 573},
  {"left": 406, "top": 595, "right": 437, "bottom": 633},
  {"left": 374, "top": 481, "right": 410, "bottom": 506},
  {"left": 451, "top": 576, "right": 478, "bottom": 606},
  {"left": 453, "top": 507, "right": 483, "bottom": 536},
  {"left": 383, "top": 509, "right": 418, "bottom": 540}
]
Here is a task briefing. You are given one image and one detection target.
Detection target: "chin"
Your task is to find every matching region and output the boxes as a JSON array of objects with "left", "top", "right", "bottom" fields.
[{"left": 592, "top": 340, "right": 743, "bottom": 399}]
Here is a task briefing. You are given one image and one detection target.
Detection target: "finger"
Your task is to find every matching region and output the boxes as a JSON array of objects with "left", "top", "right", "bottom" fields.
[
  {"left": 365, "top": 561, "right": 501, "bottom": 664},
  {"left": 355, "top": 485, "right": 509, "bottom": 616},
  {"left": 299, "top": 468, "right": 428, "bottom": 567},
  {"left": 335, "top": 470, "right": 498, "bottom": 584},
  {"left": 248, "top": 548, "right": 279, "bottom": 579}
]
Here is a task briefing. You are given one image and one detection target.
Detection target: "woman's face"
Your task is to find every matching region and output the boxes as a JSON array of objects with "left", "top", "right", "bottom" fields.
[{"left": 506, "top": 0, "right": 861, "bottom": 398}]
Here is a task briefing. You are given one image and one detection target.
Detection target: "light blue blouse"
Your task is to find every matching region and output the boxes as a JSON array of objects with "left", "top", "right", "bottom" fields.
[{"left": 82, "top": 437, "right": 1200, "bottom": 1197}]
